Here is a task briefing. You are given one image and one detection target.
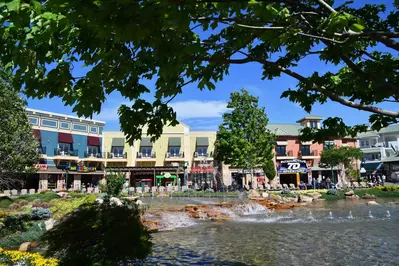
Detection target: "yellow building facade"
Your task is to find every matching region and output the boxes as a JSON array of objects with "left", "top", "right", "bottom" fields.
[{"left": 103, "top": 123, "right": 218, "bottom": 187}]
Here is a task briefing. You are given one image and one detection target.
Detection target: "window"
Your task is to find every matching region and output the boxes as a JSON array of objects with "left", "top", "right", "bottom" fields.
[
  {"left": 58, "top": 143, "right": 71, "bottom": 152},
  {"left": 29, "top": 117, "right": 38, "bottom": 125},
  {"left": 60, "top": 122, "right": 71, "bottom": 130},
  {"left": 300, "top": 145, "right": 311, "bottom": 156},
  {"left": 360, "top": 140, "right": 370, "bottom": 147},
  {"left": 90, "top": 126, "right": 98, "bottom": 134},
  {"left": 112, "top": 146, "right": 124, "bottom": 156},
  {"left": 99, "top": 127, "right": 103, "bottom": 134},
  {"left": 73, "top": 124, "right": 87, "bottom": 132},
  {"left": 276, "top": 146, "right": 286, "bottom": 156},
  {"left": 41, "top": 119, "right": 58, "bottom": 128},
  {"left": 87, "top": 146, "right": 99, "bottom": 155},
  {"left": 310, "top": 120, "right": 318, "bottom": 128},
  {"left": 196, "top": 146, "right": 208, "bottom": 156},
  {"left": 168, "top": 147, "right": 180, "bottom": 155},
  {"left": 140, "top": 147, "right": 152, "bottom": 156},
  {"left": 324, "top": 141, "right": 335, "bottom": 150}
]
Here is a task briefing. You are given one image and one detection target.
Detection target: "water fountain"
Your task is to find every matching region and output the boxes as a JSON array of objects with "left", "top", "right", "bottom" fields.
[
  {"left": 347, "top": 211, "right": 354, "bottom": 219},
  {"left": 368, "top": 211, "right": 374, "bottom": 219},
  {"left": 151, "top": 191, "right": 155, "bottom": 199},
  {"left": 328, "top": 212, "right": 334, "bottom": 219},
  {"left": 308, "top": 211, "right": 313, "bottom": 219},
  {"left": 386, "top": 211, "right": 391, "bottom": 218}
]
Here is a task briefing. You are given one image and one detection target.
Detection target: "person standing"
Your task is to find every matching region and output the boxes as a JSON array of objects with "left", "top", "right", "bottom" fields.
[{"left": 326, "top": 177, "right": 331, "bottom": 189}]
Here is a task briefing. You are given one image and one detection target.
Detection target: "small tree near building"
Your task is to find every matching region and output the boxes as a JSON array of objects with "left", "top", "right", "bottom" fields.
[
  {"left": 0, "top": 78, "right": 39, "bottom": 188},
  {"left": 215, "top": 89, "right": 275, "bottom": 189},
  {"left": 320, "top": 146, "right": 363, "bottom": 183}
]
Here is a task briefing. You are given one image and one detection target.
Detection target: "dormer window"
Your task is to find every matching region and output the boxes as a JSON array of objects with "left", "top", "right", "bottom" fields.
[{"left": 309, "top": 120, "right": 318, "bottom": 128}]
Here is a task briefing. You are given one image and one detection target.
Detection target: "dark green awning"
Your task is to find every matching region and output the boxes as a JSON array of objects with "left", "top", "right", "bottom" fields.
[
  {"left": 111, "top": 138, "right": 125, "bottom": 147},
  {"left": 168, "top": 137, "right": 181, "bottom": 146},
  {"left": 196, "top": 137, "right": 209, "bottom": 146},
  {"left": 156, "top": 175, "right": 177, "bottom": 179},
  {"left": 140, "top": 137, "right": 152, "bottom": 147},
  {"left": 362, "top": 162, "right": 381, "bottom": 171}
]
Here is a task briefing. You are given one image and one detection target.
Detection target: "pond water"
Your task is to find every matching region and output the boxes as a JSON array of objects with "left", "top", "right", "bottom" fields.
[{"left": 141, "top": 198, "right": 399, "bottom": 265}]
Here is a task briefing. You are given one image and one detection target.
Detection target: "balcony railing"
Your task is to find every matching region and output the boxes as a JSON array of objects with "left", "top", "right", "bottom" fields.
[
  {"left": 137, "top": 152, "right": 156, "bottom": 158},
  {"left": 84, "top": 151, "right": 104, "bottom": 158},
  {"left": 107, "top": 152, "right": 127, "bottom": 159},
  {"left": 37, "top": 147, "right": 46, "bottom": 155},
  {"left": 166, "top": 152, "right": 184, "bottom": 158},
  {"left": 299, "top": 150, "right": 319, "bottom": 156},
  {"left": 194, "top": 151, "right": 213, "bottom": 158},
  {"left": 276, "top": 150, "right": 293, "bottom": 157},
  {"left": 54, "top": 149, "right": 78, "bottom": 156}
]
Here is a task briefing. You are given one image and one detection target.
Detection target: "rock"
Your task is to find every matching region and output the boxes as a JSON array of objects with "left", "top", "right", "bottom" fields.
[
  {"left": 19, "top": 242, "right": 31, "bottom": 252},
  {"left": 297, "top": 195, "right": 313, "bottom": 203},
  {"left": 135, "top": 199, "right": 145, "bottom": 206},
  {"left": 110, "top": 197, "right": 123, "bottom": 206},
  {"left": 184, "top": 204, "right": 198, "bottom": 212},
  {"left": 388, "top": 201, "right": 399, "bottom": 205},
  {"left": 269, "top": 194, "right": 282, "bottom": 201},
  {"left": 314, "top": 198, "right": 326, "bottom": 202},
  {"left": 344, "top": 190, "right": 355, "bottom": 196},
  {"left": 123, "top": 196, "right": 139, "bottom": 201},
  {"left": 248, "top": 189, "right": 261, "bottom": 198},
  {"left": 262, "top": 192, "right": 269, "bottom": 198},
  {"left": 367, "top": 201, "right": 379, "bottom": 206},
  {"left": 362, "top": 194, "right": 377, "bottom": 199},
  {"left": 95, "top": 198, "right": 104, "bottom": 204},
  {"left": 56, "top": 192, "right": 69, "bottom": 198},
  {"left": 346, "top": 195, "right": 359, "bottom": 200},
  {"left": 206, "top": 210, "right": 221, "bottom": 218},
  {"left": 30, "top": 242, "right": 38, "bottom": 248},
  {"left": 307, "top": 192, "right": 322, "bottom": 199},
  {"left": 157, "top": 193, "right": 169, "bottom": 198},
  {"left": 45, "top": 218, "right": 55, "bottom": 231},
  {"left": 189, "top": 210, "right": 201, "bottom": 219},
  {"left": 215, "top": 202, "right": 233, "bottom": 208}
]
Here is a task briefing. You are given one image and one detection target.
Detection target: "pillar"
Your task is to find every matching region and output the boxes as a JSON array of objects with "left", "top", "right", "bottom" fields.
[
  {"left": 57, "top": 174, "right": 64, "bottom": 190},
  {"left": 39, "top": 174, "right": 48, "bottom": 190},
  {"left": 74, "top": 174, "right": 81, "bottom": 190},
  {"left": 296, "top": 173, "right": 300, "bottom": 187}
]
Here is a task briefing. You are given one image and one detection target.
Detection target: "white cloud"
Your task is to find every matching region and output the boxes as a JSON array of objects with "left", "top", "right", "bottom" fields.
[
  {"left": 170, "top": 100, "right": 228, "bottom": 119},
  {"left": 92, "top": 102, "right": 130, "bottom": 122}
]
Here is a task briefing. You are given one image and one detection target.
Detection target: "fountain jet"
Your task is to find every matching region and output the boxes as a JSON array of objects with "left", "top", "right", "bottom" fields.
[
  {"left": 386, "top": 210, "right": 391, "bottom": 218},
  {"left": 328, "top": 211, "right": 333, "bottom": 219},
  {"left": 368, "top": 211, "right": 374, "bottom": 219},
  {"left": 347, "top": 211, "right": 354, "bottom": 219}
]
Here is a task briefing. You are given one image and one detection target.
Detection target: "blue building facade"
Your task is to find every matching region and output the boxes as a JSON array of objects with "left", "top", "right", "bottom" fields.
[{"left": 27, "top": 108, "right": 106, "bottom": 190}]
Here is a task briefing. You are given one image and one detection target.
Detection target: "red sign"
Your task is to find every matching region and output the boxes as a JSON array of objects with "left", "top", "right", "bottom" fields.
[
  {"left": 33, "top": 164, "right": 48, "bottom": 171},
  {"left": 190, "top": 166, "right": 214, "bottom": 173}
]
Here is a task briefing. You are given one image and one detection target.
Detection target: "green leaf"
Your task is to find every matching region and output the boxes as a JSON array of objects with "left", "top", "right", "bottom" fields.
[
  {"left": 5, "top": 0, "right": 21, "bottom": 12},
  {"left": 350, "top": 23, "right": 365, "bottom": 32},
  {"left": 31, "top": 0, "right": 42, "bottom": 14},
  {"left": 248, "top": 0, "right": 259, "bottom": 5}
]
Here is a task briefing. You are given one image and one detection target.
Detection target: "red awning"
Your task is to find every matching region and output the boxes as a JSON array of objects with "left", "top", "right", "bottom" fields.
[
  {"left": 58, "top": 132, "right": 74, "bottom": 144},
  {"left": 87, "top": 136, "right": 101, "bottom": 146},
  {"left": 33, "top": 129, "right": 41, "bottom": 140}
]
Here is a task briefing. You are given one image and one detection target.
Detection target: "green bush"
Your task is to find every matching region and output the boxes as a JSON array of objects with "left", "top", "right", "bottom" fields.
[
  {"left": 327, "top": 189, "right": 337, "bottom": 195},
  {"left": 0, "top": 197, "right": 13, "bottom": 209},
  {"left": 32, "top": 199, "right": 42, "bottom": 205},
  {"left": 0, "top": 213, "right": 32, "bottom": 237},
  {"left": 17, "top": 199, "right": 29, "bottom": 206},
  {"left": 50, "top": 195, "right": 97, "bottom": 220},
  {"left": 41, "top": 202, "right": 152, "bottom": 265},
  {"left": 0, "top": 222, "right": 46, "bottom": 248},
  {"left": 31, "top": 207, "right": 52, "bottom": 220},
  {"left": 8, "top": 203, "right": 21, "bottom": 210},
  {"left": 100, "top": 173, "right": 126, "bottom": 197},
  {"left": 32, "top": 202, "right": 50, "bottom": 209},
  {"left": 18, "top": 192, "right": 59, "bottom": 202}
]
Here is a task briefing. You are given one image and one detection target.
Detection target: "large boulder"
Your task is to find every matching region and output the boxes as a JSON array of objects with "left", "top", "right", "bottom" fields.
[
  {"left": 297, "top": 194, "right": 313, "bottom": 203},
  {"left": 19, "top": 242, "right": 31, "bottom": 252},
  {"left": 346, "top": 195, "right": 360, "bottom": 200},
  {"left": 262, "top": 192, "right": 269, "bottom": 198},
  {"left": 56, "top": 192, "right": 69, "bottom": 198},
  {"left": 344, "top": 190, "right": 355, "bottom": 196},
  {"left": 110, "top": 197, "right": 123, "bottom": 206},
  {"left": 367, "top": 201, "right": 379, "bottom": 206},
  {"left": 307, "top": 192, "right": 322, "bottom": 199},
  {"left": 269, "top": 194, "right": 282, "bottom": 201},
  {"left": 362, "top": 194, "right": 377, "bottom": 199},
  {"left": 248, "top": 189, "right": 261, "bottom": 198}
]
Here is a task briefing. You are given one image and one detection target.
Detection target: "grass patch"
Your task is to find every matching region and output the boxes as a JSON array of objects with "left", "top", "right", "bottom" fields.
[
  {"left": 355, "top": 188, "right": 399, "bottom": 198},
  {"left": 321, "top": 192, "right": 346, "bottom": 201},
  {"left": 17, "top": 192, "right": 59, "bottom": 202}
]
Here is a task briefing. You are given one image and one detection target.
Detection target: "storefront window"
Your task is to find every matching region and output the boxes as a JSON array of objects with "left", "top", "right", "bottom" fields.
[
  {"left": 276, "top": 146, "right": 286, "bottom": 156},
  {"left": 88, "top": 146, "right": 99, "bottom": 155}
]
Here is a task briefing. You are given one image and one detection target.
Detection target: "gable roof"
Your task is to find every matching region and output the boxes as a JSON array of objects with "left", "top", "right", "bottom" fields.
[{"left": 267, "top": 124, "right": 303, "bottom": 136}]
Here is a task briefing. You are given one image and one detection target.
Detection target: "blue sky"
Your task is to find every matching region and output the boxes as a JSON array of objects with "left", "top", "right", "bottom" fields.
[{"left": 26, "top": 0, "right": 397, "bottom": 131}]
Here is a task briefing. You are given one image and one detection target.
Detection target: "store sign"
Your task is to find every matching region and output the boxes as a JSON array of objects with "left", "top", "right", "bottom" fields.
[
  {"left": 69, "top": 162, "right": 96, "bottom": 173},
  {"left": 278, "top": 159, "right": 308, "bottom": 173},
  {"left": 190, "top": 166, "right": 214, "bottom": 173},
  {"left": 33, "top": 164, "right": 48, "bottom": 171}
]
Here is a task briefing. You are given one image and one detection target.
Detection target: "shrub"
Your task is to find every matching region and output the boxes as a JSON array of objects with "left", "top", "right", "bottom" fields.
[
  {"left": 0, "top": 247, "right": 58, "bottom": 266},
  {"left": 50, "top": 195, "right": 97, "bottom": 220},
  {"left": 32, "top": 199, "right": 42, "bottom": 205},
  {"left": 0, "top": 222, "right": 46, "bottom": 248},
  {"left": 0, "top": 214, "right": 32, "bottom": 238},
  {"left": 31, "top": 207, "right": 52, "bottom": 220},
  {"left": 281, "top": 189, "right": 291, "bottom": 194},
  {"left": 18, "top": 199, "right": 29, "bottom": 206},
  {"left": 32, "top": 202, "right": 50, "bottom": 209},
  {"left": 41, "top": 202, "right": 152, "bottom": 265},
  {"left": 0, "top": 197, "right": 13, "bottom": 209},
  {"left": 100, "top": 173, "right": 126, "bottom": 197},
  {"left": 8, "top": 203, "right": 21, "bottom": 210},
  {"left": 327, "top": 189, "right": 337, "bottom": 195}
]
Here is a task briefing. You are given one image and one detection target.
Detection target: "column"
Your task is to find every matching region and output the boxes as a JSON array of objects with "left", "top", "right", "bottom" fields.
[
  {"left": 57, "top": 174, "right": 64, "bottom": 190},
  {"left": 39, "top": 174, "right": 48, "bottom": 190},
  {"left": 296, "top": 173, "right": 300, "bottom": 187},
  {"left": 74, "top": 174, "right": 82, "bottom": 190}
]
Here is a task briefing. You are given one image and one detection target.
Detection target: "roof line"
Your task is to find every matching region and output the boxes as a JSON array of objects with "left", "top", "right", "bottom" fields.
[{"left": 26, "top": 108, "right": 106, "bottom": 124}]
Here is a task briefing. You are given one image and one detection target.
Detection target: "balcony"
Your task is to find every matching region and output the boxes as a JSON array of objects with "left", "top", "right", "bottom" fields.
[
  {"left": 53, "top": 148, "right": 79, "bottom": 161},
  {"left": 136, "top": 152, "right": 156, "bottom": 162},
  {"left": 106, "top": 152, "right": 128, "bottom": 162},
  {"left": 193, "top": 151, "right": 214, "bottom": 161},
  {"left": 276, "top": 150, "right": 295, "bottom": 160},
  {"left": 83, "top": 151, "right": 105, "bottom": 162},
  {"left": 299, "top": 150, "right": 319, "bottom": 159},
  {"left": 165, "top": 152, "right": 185, "bottom": 161},
  {"left": 37, "top": 147, "right": 47, "bottom": 158}
]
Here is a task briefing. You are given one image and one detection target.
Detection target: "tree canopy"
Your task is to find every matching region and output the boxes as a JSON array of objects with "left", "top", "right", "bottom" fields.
[
  {"left": 0, "top": 77, "right": 39, "bottom": 187},
  {"left": 1, "top": 0, "right": 398, "bottom": 142},
  {"left": 214, "top": 89, "right": 275, "bottom": 185},
  {"left": 320, "top": 146, "right": 363, "bottom": 168}
]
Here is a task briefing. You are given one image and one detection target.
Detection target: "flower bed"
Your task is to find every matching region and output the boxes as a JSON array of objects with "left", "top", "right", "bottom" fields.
[{"left": 0, "top": 248, "right": 58, "bottom": 266}]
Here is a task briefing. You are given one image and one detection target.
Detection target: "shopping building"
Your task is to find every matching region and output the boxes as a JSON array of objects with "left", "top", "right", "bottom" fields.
[{"left": 27, "top": 108, "right": 106, "bottom": 190}]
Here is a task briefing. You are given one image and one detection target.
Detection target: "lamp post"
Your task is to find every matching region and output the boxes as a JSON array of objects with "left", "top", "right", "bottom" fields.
[{"left": 65, "top": 162, "right": 70, "bottom": 190}]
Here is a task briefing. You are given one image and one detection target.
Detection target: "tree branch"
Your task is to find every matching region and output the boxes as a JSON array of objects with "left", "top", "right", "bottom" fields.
[{"left": 316, "top": 0, "right": 337, "bottom": 13}]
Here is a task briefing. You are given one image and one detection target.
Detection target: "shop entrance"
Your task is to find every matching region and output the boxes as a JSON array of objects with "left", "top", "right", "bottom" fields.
[{"left": 279, "top": 174, "right": 297, "bottom": 186}]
